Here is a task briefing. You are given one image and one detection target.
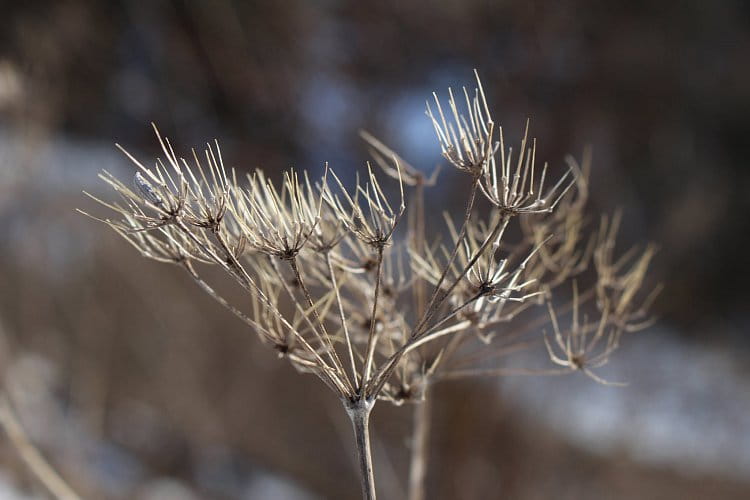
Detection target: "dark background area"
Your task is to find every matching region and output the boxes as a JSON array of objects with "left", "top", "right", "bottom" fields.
[{"left": 0, "top": 1, "right": 748, "bottom": 499}]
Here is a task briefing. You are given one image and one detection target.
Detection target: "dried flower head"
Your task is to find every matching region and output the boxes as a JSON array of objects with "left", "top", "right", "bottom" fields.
[
  {"left": 478, "top": 123, "right": 576, "bottom": 215},
  {"left": 230, "top": 169, "right": 322, "bottom": 259},
  {"left": 325, "top": 163, "right": 405, "bottom": 249},
  {"left": 426, "top": 70, "right": 496, "bottom": 175},
  {"left": 594, "top": 212, "right": 661, "bottom": 332},
  {"left": 542, "top": 281, "right": 624, "bottom": 385},
  {"left": 81, "top": 72, "right": 658, "bottom": 500}
]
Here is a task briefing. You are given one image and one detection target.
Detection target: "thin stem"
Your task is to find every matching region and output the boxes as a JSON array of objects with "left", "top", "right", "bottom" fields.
[
  {"left": 0, "top": 393, "right": 82, "bottom": 500},
  {"left": 345, "top": 399, "right": 377, "bottom": 500},
  {"left": 369, "top": 218, "right": 510, "bottom": 396},
  {"left": 439, "top": 366, "right": 571, "bottom": 380},
  {"left": 289, "top": 256, "right": 351, "bottom": 391},
  {"left": 423, "top": 215, "right": 510, "bottom": 331},
  {"left": 182, "top": 261, "right": 257, "bottom": 329},
  {"left": 402, "top": 320, "right": 472, "bottom": 353},
  {"left": 174, "top": 221, "right": 239, "bottom": 279},
  {"left": 413, "top": 177, "right": 479, "bottom": 337},
  {"left": 411, "top": 181, "right": 427, "bottom": 318},
  {"left": 419, "top": 291, "right": 485, "bottom": 339},
  {"left": 269, "top": 257, "right": 351, "bottom": 395},
  {"left": 407, "top": 384, "right": 431, "bottom": 500},
  {"left": 362, "top": 246, "right": 385, "bottom": 390},
  {"left": 177, "top": 223, "right": 276, "bottom": 324},
  {"left": 412, "top": 213, "right": 509, "bottom": 343},
  {"left": 177, "top": 222, "right": 347, "bottom": 395},
  {"left": 327, "top": 252, "right": 359, "bottom": 388}
]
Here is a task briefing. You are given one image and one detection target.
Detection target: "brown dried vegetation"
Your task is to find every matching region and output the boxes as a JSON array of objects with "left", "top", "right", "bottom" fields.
[{"left": 81, "top": 72, "right": 657, "bottom": 500}]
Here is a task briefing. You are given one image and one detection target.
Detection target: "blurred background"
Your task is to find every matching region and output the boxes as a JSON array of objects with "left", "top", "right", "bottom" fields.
[{"left": 1, "top": 1, "right": 749, "bottom": 498}]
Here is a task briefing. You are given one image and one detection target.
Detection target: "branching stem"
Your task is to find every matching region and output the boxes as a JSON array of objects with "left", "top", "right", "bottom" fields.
[
  {"left": 416, "top": 214, "right": 510, "bottom": 337},
  {"left": 413, "top": 176, "right": 480, "bottom": 336},
  {"left": 289, "top": 256, "right": 351, "bottom": 391}
]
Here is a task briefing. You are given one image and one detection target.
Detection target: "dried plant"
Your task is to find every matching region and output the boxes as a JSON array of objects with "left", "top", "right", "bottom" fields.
[
  {"left": 81, "top": 72, "right": 657, "bottom": 500},
  {"left": 0, "top": 393, "right": 82, "bottom": 500}
]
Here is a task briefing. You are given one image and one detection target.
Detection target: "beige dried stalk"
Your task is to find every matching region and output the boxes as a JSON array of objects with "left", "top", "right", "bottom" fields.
[
  {"left": 81, "top": 72, "right": 657, "bottom": 500},
  {"left": 0, "top": 393, "right": 82, "bottom": 500}
]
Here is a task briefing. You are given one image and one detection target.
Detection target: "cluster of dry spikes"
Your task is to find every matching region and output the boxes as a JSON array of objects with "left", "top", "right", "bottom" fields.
[{"left": 83, "top": 72, "right": 658, "bottom": 500}]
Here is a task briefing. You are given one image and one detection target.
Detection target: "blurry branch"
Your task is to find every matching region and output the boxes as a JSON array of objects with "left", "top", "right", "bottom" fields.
[
  {"left": 0, "top": 393, "right": 82, "bottom": 500},
  {"left": 407, "top": 383, "right": 431, "bottom": 500}
]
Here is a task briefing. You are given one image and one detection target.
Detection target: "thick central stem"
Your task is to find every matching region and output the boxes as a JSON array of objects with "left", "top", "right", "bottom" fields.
[{"left": 345, "top": 399, "right": 377, "bottom": 500}]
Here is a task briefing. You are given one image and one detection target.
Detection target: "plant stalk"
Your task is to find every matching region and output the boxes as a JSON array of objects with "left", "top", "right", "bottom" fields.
[
  {"left": 407, "top": 384, "right": 431, "bottom": 500},
  {"left": 0, "top": 394, "right": 82, "bottom": 500},
  {"left": 362, "top": 246, "right": 385, "bottom": 386},
  {"left": 345, "top": 399, "right": 377, "bottom": 500},
  {"left": 412, "top": 176, "right": 480, "bottom": 337}
]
